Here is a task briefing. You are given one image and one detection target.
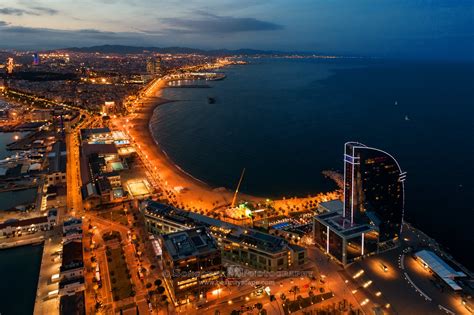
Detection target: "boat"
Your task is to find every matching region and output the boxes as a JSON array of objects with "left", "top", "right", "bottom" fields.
[
  {"left": 207, "top": 97, "right": 216, "bottom": 104},
  {"left": 395, "top": 101, "right": 398, "bottom": 105},
  {"left": 405, "top": 115, "right": 410, "bottom": 121}
]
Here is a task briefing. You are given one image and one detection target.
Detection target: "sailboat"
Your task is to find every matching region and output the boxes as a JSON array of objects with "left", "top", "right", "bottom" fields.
[
  {"left": 395, "top": 101, "right": 398, "bottom": 105},
  {"left": 405, "top": 115, "right": 410, "bottom": 121}
]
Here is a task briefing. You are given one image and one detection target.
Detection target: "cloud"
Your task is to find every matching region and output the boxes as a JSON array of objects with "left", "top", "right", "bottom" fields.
[
  {"left": 160, "top": 11, "right": 283, "bottom": 34},
  {"left": 0, "top": 20, "right": 9, "bottom": 27},
  {"left": 30, "top": 6, "right": 59, "bottom": 15},
  {"left": 0, "top": 24, "right": 148, "bottom": 49},
  {"left": 0, "top": 6, "right": 58, "bottom": 16},
  {"left": 0, "top": 8, "right": 27, "bottom": 16}
]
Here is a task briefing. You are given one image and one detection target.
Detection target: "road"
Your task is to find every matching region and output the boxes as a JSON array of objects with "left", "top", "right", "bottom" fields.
[{"left": 66, "top": 117, "right": 86, "bottom": 217}]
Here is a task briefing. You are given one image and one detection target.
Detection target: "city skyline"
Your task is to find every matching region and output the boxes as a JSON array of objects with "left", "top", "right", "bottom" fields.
[{"left": 0, "top": 0, "right": 472, "bottom": 59}]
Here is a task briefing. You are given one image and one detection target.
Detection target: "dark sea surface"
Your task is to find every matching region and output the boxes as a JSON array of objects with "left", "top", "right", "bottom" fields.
[
  {"left": 0, "top": 132, "right": 29, "bottom": 159},
  {"left": 0, "top": 244, "right": 43, "bottom": 315},
  {"left": 150, "top": 58, "right": 474, "bottom": 269}
]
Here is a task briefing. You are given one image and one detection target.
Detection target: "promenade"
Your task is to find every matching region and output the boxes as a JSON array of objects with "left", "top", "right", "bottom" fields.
[{"left": 33, "top": 226, "right": 63, "bottom": 315}]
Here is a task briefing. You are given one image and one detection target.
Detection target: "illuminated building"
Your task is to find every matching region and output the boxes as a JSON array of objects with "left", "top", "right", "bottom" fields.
[
  {"left": 160, "top": 227, "right": 223, "bottom": 305},
  {"left": 6, "top": 57, "right": 14, "bottom": 74},
  {"left": 33, "top": 52, "right": 40, "bottom": 65},
  {"left": 146, "top": 56, "right": 163, "bottom": 75},
  {"left": 314, "top": 142, "right": 405, "bottom": 266},
  {"left": 141, "top": 201, "right": 307, "bottom": 272},
  {"left": 343, "top": 142, "right": 405, "bottom": 243}
]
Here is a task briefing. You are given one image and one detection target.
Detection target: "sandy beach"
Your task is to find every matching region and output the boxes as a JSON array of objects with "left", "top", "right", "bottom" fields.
[
  {"left": 112, "top": 79, "right": 262, "bottom": 213},
  {"left": 112, "top": 79, "right": 340, "bottom": 216}
]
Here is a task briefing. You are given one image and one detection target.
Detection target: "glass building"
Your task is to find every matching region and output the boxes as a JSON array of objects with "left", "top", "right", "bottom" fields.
[
  {"left": 313, "top": 143, "right": 406, "bottom": 266},
  {"left": 343, "top": 142, "right": 406, "bottom": 243}
]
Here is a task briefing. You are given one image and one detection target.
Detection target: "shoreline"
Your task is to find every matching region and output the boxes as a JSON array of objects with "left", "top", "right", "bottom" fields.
[
  {"left": 113, "top": 79, "right": 262, "bottom": 211},
  {"left": 113, "top": 78, "right": 341, "bottom": 213}
]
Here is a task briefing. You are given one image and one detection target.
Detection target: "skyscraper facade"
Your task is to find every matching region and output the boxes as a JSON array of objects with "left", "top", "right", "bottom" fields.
[
  {"left": 343, "top": 142, "right": 406, "bottom": 243},
  {"left": 313, "top": 142, "right": 406, "bottom": 266}
]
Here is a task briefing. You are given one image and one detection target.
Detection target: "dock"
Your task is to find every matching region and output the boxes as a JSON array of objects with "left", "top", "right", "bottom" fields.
[{"left": 33, "top": 226, "right": 63, "bottom": 315}]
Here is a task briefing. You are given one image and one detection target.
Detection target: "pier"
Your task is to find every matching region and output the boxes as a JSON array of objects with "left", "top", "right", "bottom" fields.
[{"left": 33, "top": 226, "right": 63, "bottom": 315}]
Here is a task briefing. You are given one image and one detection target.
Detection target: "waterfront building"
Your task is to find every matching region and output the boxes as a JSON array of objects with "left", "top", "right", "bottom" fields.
[
  {"left": 59, "top": 239, "right": 85, "bottom": 296},
  {"left": 0, "top": 209, "right": 57, "bottom": 236},
  {"left": 60, "top": 291, "right": 85, "bottom": 315},
  {"left": 160, "top": 227, "right": 223, "bottom": 305},
  {"left": 63, "top": 217, "right": 82, "bottom": 233},
  {"left": 60, "top": 239, "right": 84, "bottom": 279},
  {"left": 414, "top": 250, "right": 467, "bottom": 291},
  {"left": 141, "top": 200, "right": 307, "bottom": 271},
  {"left": 313, "top": 142, "right": 406, "bottom": 266},
  {"left": 313, "top": 201, "right": 379, "bottom": 266},
  {"left": 46, "top": 141, "right": 67, "bottom": 187},
  {"left": 343, "top": 142, "right": 405, "bottom": 243}
]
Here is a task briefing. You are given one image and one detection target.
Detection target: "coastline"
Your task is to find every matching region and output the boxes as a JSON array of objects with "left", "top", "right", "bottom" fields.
[
  {"left": 113, "top": 79, "right": 262, "bottom": 211},
  {"left": 112, "top": 78, "right": 341, "bottom": 215}
]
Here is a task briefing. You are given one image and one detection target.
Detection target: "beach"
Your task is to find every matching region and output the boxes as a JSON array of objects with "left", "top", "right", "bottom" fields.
[
  {"left": 111, "top": 78, "right": 340, "bottom": 220},
  {"left": 111, "top": 79, "right": 263, "bottom": 214}
]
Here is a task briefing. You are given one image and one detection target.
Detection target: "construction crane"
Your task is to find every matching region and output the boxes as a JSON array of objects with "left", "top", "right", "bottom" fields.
[{"left": 230, "top": 168, "right": 246, "bottom": 208}]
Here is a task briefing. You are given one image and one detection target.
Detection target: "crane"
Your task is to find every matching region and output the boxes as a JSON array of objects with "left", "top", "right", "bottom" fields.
[{"left": 230, "top": 168, "right": 246, "bottom": 208}]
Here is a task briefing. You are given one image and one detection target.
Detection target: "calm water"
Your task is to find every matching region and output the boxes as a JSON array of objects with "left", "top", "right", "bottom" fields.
[
  {"left": 151, "top": 58, "right": 474, "bottom": 268},
  {"left": 0, "top": 188, "right": 38, "bottom": 211},
  {"left": 0, "top": 132, "right": 37, "bottom": 210},
  {"left": 0, "top": 245, "right": 43, "bottom": 315},
  {"left": 0, "top": 132, "right": 29, "bottom": 159}
]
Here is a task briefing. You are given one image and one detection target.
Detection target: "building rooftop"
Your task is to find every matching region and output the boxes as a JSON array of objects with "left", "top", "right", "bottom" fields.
[
  {"left": 0, "top": 215, "right": 48, "bottom": 229},
  {"left": 47, "top": 140, "right": 67, "bottom": 174},
  {"left": 143, "top": 201, "right": 288, "bottom": 254},
  {"left": 80, "top": 127, "right": 111, "bottom": 140},
  {"left": 59, "top": 276, "right": 85, "bottom": 289},
  {"left": 82, "top": 143, "right": 118, "bottom": 157},
  {"left": 415, "top": 250, "right": 466, "bottom": 291},
  {"left": 63, "top": 218, "right": 82, "bottom": 227},
  {"left": 60, "top": 291, "right": 85, "bottom": 315},
  {"left": 162, "top": 227, "right": 218, "bottom": 260},
  {"left": 61, "top": 240, "right": 83, "bottom": 272},
  {"left": 318, "top": 200, "right": 344, "bottom": 213},
  {"left": 315, "top": 210, "right": 375, "bottom": 238}
]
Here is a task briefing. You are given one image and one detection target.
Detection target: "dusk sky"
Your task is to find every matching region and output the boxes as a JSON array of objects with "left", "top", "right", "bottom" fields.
[{"left": 0, "top": 0, "right": 473, "bottom": 59}]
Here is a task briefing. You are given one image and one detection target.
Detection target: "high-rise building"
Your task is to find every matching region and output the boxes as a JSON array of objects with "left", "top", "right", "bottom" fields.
[
  {"left": 146, "top": 56, "right": 163, "bottom": 75},
  {"left": 32, "top": 52, "right": 40, "bottom": 65},
  {"left": 313, "top": 142, "right": 406, "bottom": 266},
  {"left": 6, "top": 58, "right": 14, "bottom": 74},
  {"left": 343, "top": 142, "right": 406, "bottom": 242}
]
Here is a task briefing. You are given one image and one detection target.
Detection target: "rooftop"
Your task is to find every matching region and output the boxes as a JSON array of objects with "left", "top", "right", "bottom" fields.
[
  {"left": 315, "top": 210, "right": 375, "bottom": 238},
  {"left": 162, "top": 227, "right": 218, "bottom": 260},
  {"left": 0, "top": 215, "right": 48, "bottom": 229},
  {"left": 415, "top": 250, "right": 466, "bottom": 291},
  {"left": 60, "top": 291, "right": 85, "bottom": 315},
  {"left": 143, "top": 201, "right": 288, "bottom": 254},
  {"left": 61, "top": 240, "right": 83, "bottom": 272},
  {"left": 318, "top": 200, "right": 344, "bottom": 213},
  {"left": 47, "top": 140, "right": 67, "bottom": 174}
]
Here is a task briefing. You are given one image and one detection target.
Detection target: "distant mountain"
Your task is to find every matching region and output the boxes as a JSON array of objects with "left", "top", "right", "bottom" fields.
[{"left": 60, "top": 45, "right": 286, "bottom": 56}]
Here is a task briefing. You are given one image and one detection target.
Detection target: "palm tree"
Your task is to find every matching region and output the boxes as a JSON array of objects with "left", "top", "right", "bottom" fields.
[{"left": 289, "top": 285, "right": 300, "bottom": 301}]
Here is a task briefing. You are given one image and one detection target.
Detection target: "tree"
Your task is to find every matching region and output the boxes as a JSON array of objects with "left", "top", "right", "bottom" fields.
[
  {"left": 157, "top": 286, "right": 165, "bottom": 294},
  {"left": 289, "top": 285, "right": 300, "bottom": 301}
]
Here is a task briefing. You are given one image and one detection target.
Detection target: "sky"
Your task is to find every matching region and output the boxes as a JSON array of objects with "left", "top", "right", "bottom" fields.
[{"left": 0, "top": 0, "right": 473, "bottom": 59}]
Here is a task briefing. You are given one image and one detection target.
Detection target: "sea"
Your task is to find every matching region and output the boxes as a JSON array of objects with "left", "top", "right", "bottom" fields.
[
  {"left": 150, "top": 58, "right": 474, "bottom": 269},
  {"left": 0, "top": 244, "right": 43, "bottom": 315},
  {"left": 0, "top": 132, "right": 37, "bottom": 211}
]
